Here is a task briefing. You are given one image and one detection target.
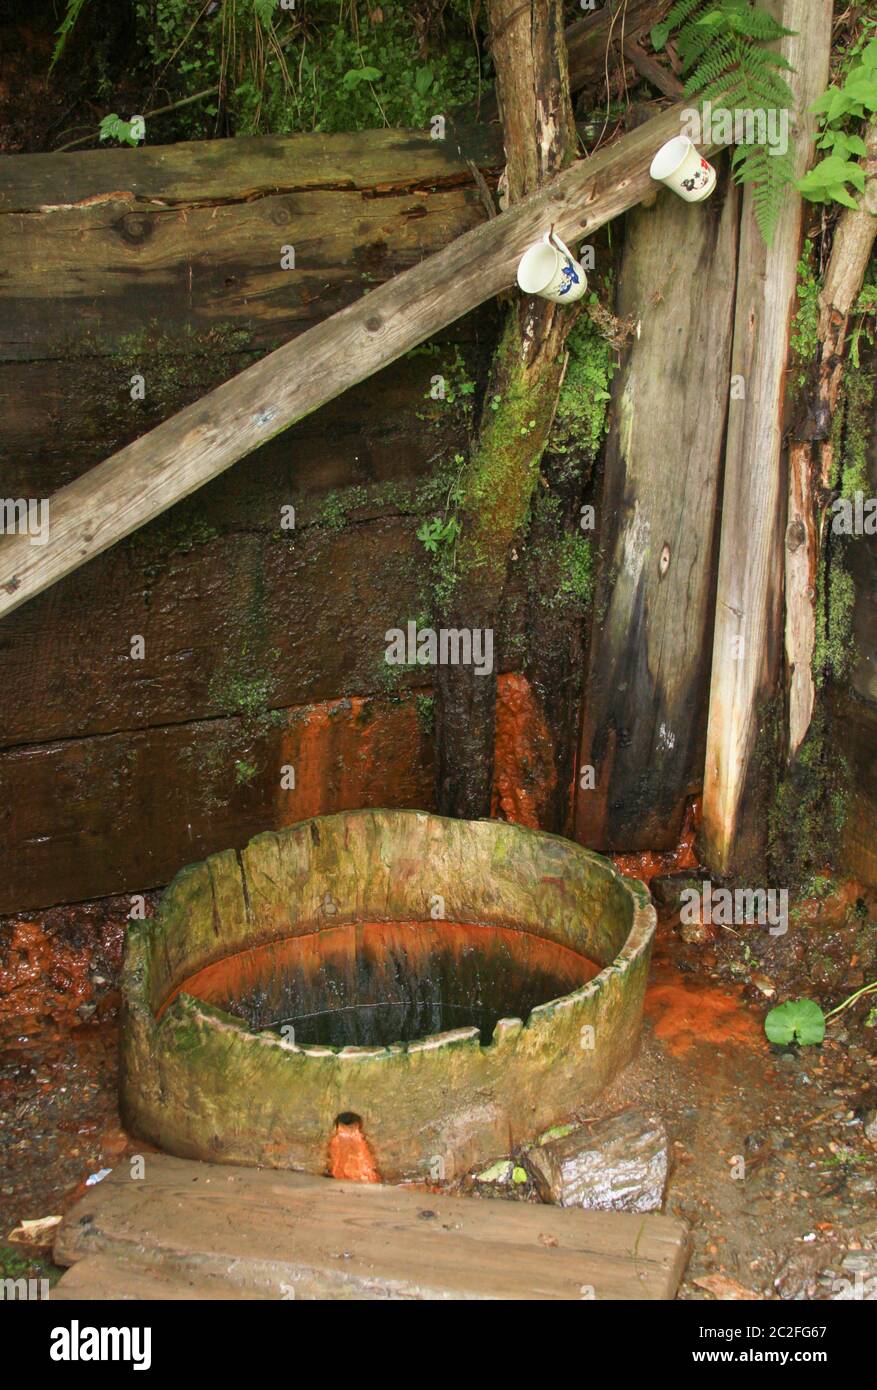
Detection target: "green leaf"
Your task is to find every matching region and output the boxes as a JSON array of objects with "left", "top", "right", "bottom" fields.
[
  {"left": 764, "top": 999, "right": 826, "bottom": 1046},
  {"left": 414, "top": 65, "right": 433, "bottom": 97},
  {"left": 476, "top": 1159, "right": 512, "bottom": 1183},
  {"left": 798, "top": 154, "right": 866, "bottom": 205},
  {"left": 341, "top": 66, "right": 383, "bottom": 90},
  {"left": 844, "top": 75, "right": 877, "bottom": 111},
  {"left": 98, "top": 113, "right": 140, "bottom": 147},
  {"left": 827, "top": 185, "right": 862, "bottom": 210}
]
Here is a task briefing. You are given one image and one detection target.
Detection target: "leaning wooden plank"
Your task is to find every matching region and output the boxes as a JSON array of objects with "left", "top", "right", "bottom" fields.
[
  {"left": 700, "top": 0, "right": 833, "bottom": 877},
  {"left": 576, "top": 166, "right": 739, "bottom": 852},
  {"left": 0, "top": 103, "right": 720, "bottom": 620},
  {"left": 53, "top": 1154, "right": 689, "bottom": 1300}
]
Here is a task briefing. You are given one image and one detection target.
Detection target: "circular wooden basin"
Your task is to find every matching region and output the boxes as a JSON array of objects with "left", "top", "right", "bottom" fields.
[{"left": 121, "top": 809, "right": 655, "bottom": 1180}]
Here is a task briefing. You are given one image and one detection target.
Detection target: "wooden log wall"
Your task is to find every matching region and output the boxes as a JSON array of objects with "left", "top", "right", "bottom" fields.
[
  {"left": 575, "top": 161, "right": 739, "bottom": 852},
  {"left": 0, "top": 128, "right": 502, "bottom": 911}
]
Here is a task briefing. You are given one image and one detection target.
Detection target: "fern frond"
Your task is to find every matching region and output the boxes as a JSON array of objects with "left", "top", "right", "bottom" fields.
[
  {"left": 652, "top": 0, "right": 706, "bottom": 52},
  {"left": 683, "top": 37, "right": 739, "bottom": 98},
  {"left": 719, "top": 1, "right": 794, "bottom": 42},
  {"left": 656, "top": 0, "right": 798, "bottom": 246},
  {"left": 735, "top": 143, "right": 795, "bottom": 245}
]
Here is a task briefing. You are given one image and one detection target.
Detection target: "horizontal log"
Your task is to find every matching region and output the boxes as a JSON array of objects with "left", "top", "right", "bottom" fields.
[
  {"left": 0, "top": 186, "right": 485, "bottom": 361},
  {"left": 0, "top": 693, "right": 435, "bottom": 914},
  {"left": 0, "top": 103, "right": 722, "bottom": 621},
  {"left": 0, "top": 518, "right": 425, "bottom": 746},
  {"left": 0, "top": 125, "right": 504, "bottom": 214},
  {"left": 0, "top": 315, "right": 488, "bottom": 495}
]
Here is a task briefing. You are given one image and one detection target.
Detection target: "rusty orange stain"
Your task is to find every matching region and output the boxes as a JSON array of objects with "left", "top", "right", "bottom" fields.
[
  {"left": 645, "top": 957, "right": 765, "bottom": 1057},
  {"left": 327, "top": 1118, "right": 380, "bottom": 1183},
  {"left": 0, "top": 921, "right": 94, "bottom": 1035},
  {"left": 492, "top": 673, "right": 556, "bottom": 828},
  {"left": 612, "top": 797, "right": 701, "bottom": 886},
  {"left": 272, "top": 694, "right": 431, "bottom": 828}
]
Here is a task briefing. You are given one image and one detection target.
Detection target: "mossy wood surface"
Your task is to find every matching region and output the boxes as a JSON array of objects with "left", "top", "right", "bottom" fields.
[{"left": 120, "top": 809, "right": 654, "bottom": 1180}]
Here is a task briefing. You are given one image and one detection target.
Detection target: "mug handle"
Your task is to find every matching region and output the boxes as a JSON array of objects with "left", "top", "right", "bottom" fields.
[{"left": 546, "top": 228, "right": 577, "bottom": 264}]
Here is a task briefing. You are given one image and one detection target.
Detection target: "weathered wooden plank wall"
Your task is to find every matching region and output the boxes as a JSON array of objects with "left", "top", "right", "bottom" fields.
[
  {"left": 0, "top": 128, "right": 501, "bottom": 911},
  {"left": 575, "top": 162, "right": 740, "bottom": 852}
]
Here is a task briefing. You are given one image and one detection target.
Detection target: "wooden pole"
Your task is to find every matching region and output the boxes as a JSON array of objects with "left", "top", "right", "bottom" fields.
[
  {"left": 0, "top": 104, "right": 720, "bottom": 621},
  {"left": 700, "top": 0, "right": 834, "bottom": 878},
  {"left": 434, "top": 0, "right": 579, "bottom": 820},
  {"left": 786, "top": 119, "right": 877, "bottom": 760},
  {"left": 575, "top": 166, "right": 739, "bottom": 852}
]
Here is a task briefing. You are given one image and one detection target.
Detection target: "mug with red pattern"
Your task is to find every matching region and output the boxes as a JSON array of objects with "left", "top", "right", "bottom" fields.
[{"left": 650, "top": 136, "right": 717, "bottom": 203}]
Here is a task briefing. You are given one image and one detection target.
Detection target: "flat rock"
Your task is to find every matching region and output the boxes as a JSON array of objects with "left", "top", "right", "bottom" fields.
[
  {"left": 650, "top": 872, "right": 703, "bottom": 913},
  {"left": 524, "top": 1109, "right": 668, "bottom": 1213}
]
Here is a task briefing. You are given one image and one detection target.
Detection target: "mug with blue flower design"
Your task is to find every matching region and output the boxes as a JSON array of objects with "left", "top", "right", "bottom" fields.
[{"left": 516, "top": 229, "right": 587, "bottom": 303}]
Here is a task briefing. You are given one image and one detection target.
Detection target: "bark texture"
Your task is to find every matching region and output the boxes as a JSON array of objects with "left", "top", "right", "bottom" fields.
[{"left": 435, "top": 0, "right": 579, "bottom": 818}]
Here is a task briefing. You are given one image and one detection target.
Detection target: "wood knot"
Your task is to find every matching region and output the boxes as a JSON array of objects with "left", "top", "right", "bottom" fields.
[{"left": 115, "top": 211, "right": 154, "bottom": 247}]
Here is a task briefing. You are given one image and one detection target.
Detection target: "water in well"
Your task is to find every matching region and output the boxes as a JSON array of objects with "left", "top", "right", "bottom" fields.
[{"left": 169, "top": 920, "right": 601, "bottom": 1048}]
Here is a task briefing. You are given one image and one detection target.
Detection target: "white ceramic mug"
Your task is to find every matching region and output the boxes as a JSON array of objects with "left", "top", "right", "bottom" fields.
[
  {"left": 516, "top": 230, "right": 587, "bottom": 303},
  {"left": 649, "top": 136, "right": 717, "bottom": 203}
]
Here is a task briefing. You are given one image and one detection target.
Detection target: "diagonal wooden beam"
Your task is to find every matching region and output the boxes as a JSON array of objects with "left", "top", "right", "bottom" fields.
[{"left": 0, "top": 104, "right": 718, "bottom": 620}]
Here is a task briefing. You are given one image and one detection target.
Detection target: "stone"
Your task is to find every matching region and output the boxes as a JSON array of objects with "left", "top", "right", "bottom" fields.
[
  {"left": 523, "top": 1109, "right": 668, "bottom": 1212},
  {"left": 650, "top": 872, "right": 703, "bottom": 913},
  {"left": 863, "top": 1109, "right": 877, "bottom": 1144}
]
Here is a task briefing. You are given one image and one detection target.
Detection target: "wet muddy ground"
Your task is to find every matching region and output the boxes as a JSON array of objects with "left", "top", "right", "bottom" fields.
[{"left": 1, "top": 880, "right": 875, "bottom": 1298}]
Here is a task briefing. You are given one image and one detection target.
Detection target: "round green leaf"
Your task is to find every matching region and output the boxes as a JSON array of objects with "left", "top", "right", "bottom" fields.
[{"left": 764, "top": 998, "right": 826, "bottom": 1047}]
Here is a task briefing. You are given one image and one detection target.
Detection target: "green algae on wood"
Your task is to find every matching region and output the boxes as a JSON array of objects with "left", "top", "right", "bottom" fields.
[{"left": 120, "top": 809, "right": 655, "bottom": 1182}]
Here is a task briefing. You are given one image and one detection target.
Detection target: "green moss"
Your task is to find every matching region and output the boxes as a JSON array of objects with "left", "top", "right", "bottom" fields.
[
  {"left": 416, "top": 693, "right": 435, "bottom": 736},
  {"left": 769, "top": 707, "right": 851, "bottom": 886},
  {"left": 0, "top": 1242, "right": 61, "bottom": 1289},
  {"left": 815, "top": 367, "right": 875, "bottom": 686},
  {"left": 814, "top": 563, "right": 856, "bottom": 686},
  {"left": 550, "top": 303, "right": 616, "bottom": 459},
  {"left": 317, "top": 486, "right": 370, "bottom": 532},
  {"left": 838, "top": 367, "right": 874, "bottom": 499},
  {"left": 554, "top": 533, "right": 593, "bottom": 610},
  {"left": 790, "top": 240, "right": 821, "bottom": 391}
]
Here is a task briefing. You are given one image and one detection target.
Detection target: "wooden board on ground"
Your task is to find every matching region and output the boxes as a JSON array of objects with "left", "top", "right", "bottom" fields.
[{"left": 53, "top": 1154, "right": 689, "bottom": 1301}]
